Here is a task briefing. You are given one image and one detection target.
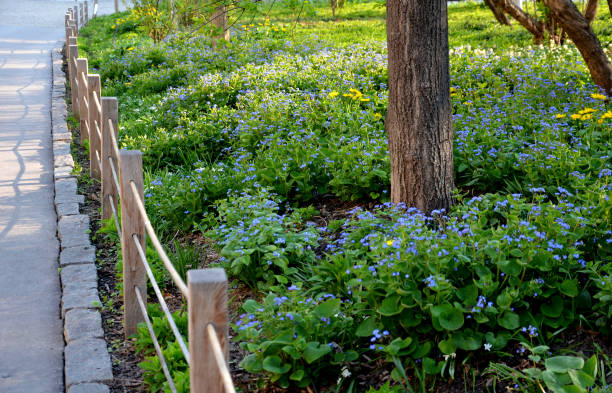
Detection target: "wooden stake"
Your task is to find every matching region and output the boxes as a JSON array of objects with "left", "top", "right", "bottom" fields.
[
  {"left": 119, "top": 150, "right": 146, "bottom": 338},
  {"left": 102, "top": 97, "right": 119, "bottom": 221},
  {"left": 76, "top": 58, "right": 89, "bottom": 144},
  {"left": 73, "top": 6, "right": 79, "bottom": 29},
  {"left": 68, "top": 44, "right": 79, "bottom": 118},
  {"left": 188, "top": 268, "right": 228, "bottom": 393},
  {"left": 84, "top": 2, "right": 89, "bottom": 25},
  {"left": 88, "top": 74, "right": 101, "bottom": 179}
]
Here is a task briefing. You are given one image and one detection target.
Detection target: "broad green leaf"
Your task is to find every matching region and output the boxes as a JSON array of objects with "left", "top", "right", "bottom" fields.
[
  {"left": 452, "top": 331, "right": 481, "bottom": 351},
  {"left": 289, "top": 369, "right": 305, "bottom": 381},
  {"left": 560, "top": 279, "right": 579, "bottom": 297},
  {"left": 378, "top": 295, "right": 402, "bottom": 316},
  {"left": 498, "top": 311, "right": 519, "bottom": 330},
  {"left": 356, "top": 317, "right": 378, "bottom": 337},
  {"left": 568, "top": 369, "right": 595, "bottom": 390},
  {"left": 499, "top": 259, "right": 522, "bottom": 276},
  {"left": 423, "top": 357, "right": 441, "bottom": 375},
  {"left": 303, "top": 342, "right": 331, "bottom": 364},
  {"left": 262, "top": 355, "right": 290, "bottom": 374},
  {"left": 438, "top": 338, "right": 457, "bottom": 355},
  {"left": 541, "top": 296, "right": 564, "bottom": 317},
  {"left": 314, "top": 298, "right": 341, "bottom": 318},
  {"left": 241, "top": 354, "right": 263, "bottom": 372},
  {"left": 242, "top": 299, "right": 260, "bottom": 313},
  {"left": 545, "top": 356, "right": 584, "bottom": 373},
  {"left": 457, "top": 284, "right": 477, "bottom": 304},
  {"left": 432, "top": 304, "right": 464, "bottom": 331},
  {"left": 583, "top": 355, "right": 597, "bottom": 379},
  {"left": 282, "top": 345, "right": 301, "bottom": 360}
]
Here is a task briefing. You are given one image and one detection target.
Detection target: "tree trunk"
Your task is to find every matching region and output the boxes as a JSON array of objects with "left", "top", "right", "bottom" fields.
[
  {"left": 211, "top": 4, "right": 230, "bottom": 50},
  {"left": 484, "top": 0, "right": 512, "bottom": 25},
  {"left": 584, "top": 0, "right": 598, "bottom": 23},
  {"left": 543, "top": 0, "right": 612, "bottom": 94},
  {"left": 386, "top": 0, "right": 454, "bottom": 213},
  {"left": 490, "top": 0, "right": 545, "bottom": 41},
  {"left": 609, "top": 0, "right": 612, "bottom": 18}
]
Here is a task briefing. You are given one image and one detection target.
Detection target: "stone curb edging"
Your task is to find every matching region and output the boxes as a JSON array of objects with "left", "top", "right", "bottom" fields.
[{"left": 51, "top": 44, "right": 113, "bottom": 393}]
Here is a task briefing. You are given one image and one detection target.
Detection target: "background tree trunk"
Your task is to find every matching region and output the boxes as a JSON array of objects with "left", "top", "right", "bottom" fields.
[
  {"left": 609, "top": 0, "right": 612, "bottom": 17},
  {"left": 211, "top": 4, "right": 230, "bottom": 50},
  {"left": 484, "top": 0, "right": 512, "bottom": 25},
  {"left": 490, "top": 0, "right": 545, "bottom": 41},
  {"left": 543, "top": 0, "right": 612, "bottom": 94},
  {"left": 386, "top": 0, "right": 454, "bottom": 213},
  {"left": 584, "top": 0, "right": 599, "bottom": 23}
]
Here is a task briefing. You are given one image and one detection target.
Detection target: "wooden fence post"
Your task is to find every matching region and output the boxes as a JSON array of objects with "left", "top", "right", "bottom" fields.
[
  {"left": 188, "top": 268, "right": 228, "bottom": 393},
  {"left": 84, "top": 2, "right": 89, "bottom": 25},
  {"left": 79, "top": 3, "right": 84, "bottom": 27},
  {"left": 101, "top": 97, "right": 119, "bottom": 221},
  {"left": 68, "top": 43, "right": 79, "bottom": 118},
  {"left": 77, "top": 58, "right": 89, "bottom": 143},
  {"left": 73, "top": 6, "right": 79, "bottom": 30},
  {"left": 88, "top": 74, "right": 102, "bottom": 179},
  {"left": 119, "top": 150, "right": 147, "bottom": 338}
]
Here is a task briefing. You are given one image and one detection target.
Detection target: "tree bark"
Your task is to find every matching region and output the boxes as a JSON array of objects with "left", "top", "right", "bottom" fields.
[
  {"left": 543, "top": 0, "right": 612, "bottom": 94},
  {"left": 484, "top": 0, "right": 512, "bottom": 25},
  {"left": 386, "top": 0, "right": 454, "bottom": 214},
  {"left": 609, "top": 0, "right": 612, "bottom": 18},
  {"left": 490, "top": 0, "right": 545, "bottom": 41},
  {"left": 211, "top": 4, "right": 230, "bottom": 50},
  {"left": 584, "top": 0, "right": 598, "bottom": 23}
]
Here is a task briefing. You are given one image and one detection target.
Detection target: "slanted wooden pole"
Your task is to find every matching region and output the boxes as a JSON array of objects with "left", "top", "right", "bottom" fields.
[
  {"left": 76, "top": 58, "right": 89, "bottom": 144},
  {"left": 68, "top": 43, "right": 79, "bottom": 118},
  {"left": 119, "top": 150, "right": 146, "bottom": 338},
  {"left": 101, "top": 97, "right": 119, "bottom": 221},
  {"left": 188, "top": 268, "right": 228, "bottom": 393},
  {"left": 88, "top": 74, "right": 102, "bottom": 179},
  {"left": 84, "top": 2, "right": 89, "bottom": 25}
]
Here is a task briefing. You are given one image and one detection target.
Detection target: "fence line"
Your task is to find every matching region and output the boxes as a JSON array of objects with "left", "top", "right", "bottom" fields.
[{"left": 65, "top": 7, "right": 235, "bottom": 392}]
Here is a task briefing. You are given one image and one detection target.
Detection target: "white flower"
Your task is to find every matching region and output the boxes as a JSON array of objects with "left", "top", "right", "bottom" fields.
[
  {"left": 484, "top": 343, "right": 492, "bottom": 351},
  {"left": 341, "top": 367, "right": 351, "bottom": 378}
]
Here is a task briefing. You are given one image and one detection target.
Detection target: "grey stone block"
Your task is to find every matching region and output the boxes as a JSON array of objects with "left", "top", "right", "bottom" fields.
[
  {"left": 58, "top": 215, "right": 90, "bottom": 249},
  {"left": 54, "top": 153, "right": 74, "bottom": 168},
  {"left": 65, "top": 338, "right": 112, "bottom": 387},
  {"left": 60, "top": 245, "right": 96, "bottom": 267},
  {"left": 56, "top": 202, "right": 80, "bottom": 217},
  {"left": 55, "top": 187, "right": 84, "bottom": 205},
  {"left": 62, "top": 286, "right": 100, "bottom": 316},
  {"left": 53, "top": 132, "right": 72, "bottom": 143},
  {"left": 55, "top": 177, "right": 77, "bottom": 194},
  {"left": 64, "top": 309, "right": 104, "bottom": 343},
  {"left": 61, "top": 264, "right": 98, "bottom": 292},
  {"left": 53, "top": 141, "right": 71, "bottom": 155},
  {"left": 68, "top": 383, "right": 109, "bottom": 393},
  {"left": 54, "top": 165, "right": 74, "bottom": 180}
]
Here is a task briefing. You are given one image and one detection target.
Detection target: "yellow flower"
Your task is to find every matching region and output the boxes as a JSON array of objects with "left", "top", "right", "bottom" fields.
[
  {"left": 328, "top": 91, "right": 339, "bottom": 98},
  {"left": 581, "top": 114, "right": 593, "bottom": 120},
  {"left": 343, "top": 93, "right": 353, "bottom": 98},
  {"left": 601, "top": 111, "right": 612, "bottom": 119},
  {"left": 386, "top": 240, "right": 394, "bottom": 246},
  {"left": 464, "top": 101, "right": 472, "bottom": 106},
  {"left": 359, "top": 98, "right": 370, "bottom": 102},
  {"left": 570, "top": 114, "right": 582, "bottom": 120},
  {"left": 590, "top": 93, "right": 607, "bottom": 100},
  {"left": 127, "top": 47, "right": 134, "bottom": 51},
  {"left": 554, "top": 114, "right": 566, "bottom": 119},
  {"left": 373, "top": 113, "right": 382, "bottom": 120},
  {"left": 578, "top": 107, "right": 596, "bottom": 114}
]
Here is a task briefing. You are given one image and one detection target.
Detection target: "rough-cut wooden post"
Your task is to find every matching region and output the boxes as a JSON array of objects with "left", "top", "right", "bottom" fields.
[
  {"left": 114, "top": 0, "right": 118, "bottom": 13},
  {"left": 79, "top": 3, "right": 84, "bottom": 27},
  {"left": 77, "top": 58, "right": 89, "bottom": 143},
  {"left": 68, "top": 44, "right": 79, "bottom": 117},
  {"left": 102, "top": 97, "right": 119, "bottom": 221},
  {"left": 84, "top": 2, "right": 89, "bottom": 25},
  {"left": 88, "top": 74, "right": 102, "bottom": 179},
  {"left": 188, "top": 268, "right": 228, "bottom": 393},
  {"left": 119, "top": 150, "right": 146, "bottom": 338},
  {"left": 73, "top": 6, "right": 79, "bottom": 29}
]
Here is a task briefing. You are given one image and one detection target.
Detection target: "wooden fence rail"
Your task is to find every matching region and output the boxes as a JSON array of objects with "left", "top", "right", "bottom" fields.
[{"left": 65, "top": 7, "right": 235, "bottom": 392}]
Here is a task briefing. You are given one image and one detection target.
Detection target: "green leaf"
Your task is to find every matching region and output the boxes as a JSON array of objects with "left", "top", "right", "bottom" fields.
[
  {"left": 289, "top": 369, "right": 305, "bottom": 381},
  {"left": 262, "top": 355, "right": 291, "bottom": 374},
  {"left": 303, "top": 342, "right": 331, "bottom": 364},
  {"left": 432, "top": 304, "right": 464, "bottom": 331},
  {"left": 356, "top": 317, "right": 378, "bottom": 337},
  {"left": 438, "top": 338, "right": 457, "bottom": 355},
  {"left": 560, "top": 279, "right": 579, "bottom": 297},
  {"left": 499, "top": 259, "right": 522, "bottom": 276},
  {"left": 509, "top": 248, "right": 523, "bottom": 258},
  {"left": 545, "top": 356, "right": 584, "bottom": 373},
  {"left": 422, "top": 357, "right": 441, "bottom": 375},
  {"left": 314, "top": 298, "right": 341, "bottom": 318},
  {"left": 541, "top": 296, "right": 564, "bottom": 318},
  {"left": 378, "top": 295, "right": 402, "bottom": 316},
  {"left": 242, "top": 299, "right": 260, "bottom": 313},
  {"left": 452, "top": 331, "right": 481, "bottom": 351},
  {"left": 583, "top": 355, "right": 597, "bottom": 379},
  {"left": 344, "top": 350, "right": 359, "bottom": 362},
  {"left": 568, "top": 369, "right": 595, "bottom": 390},
  {"left": 282, "top": 345, "right": 301, "bottom": 360},
  {"left": 241, "top": 354, "right": 263, "bottom": 372},
  {"left": 457, "top": 284, "right": 477, "bottom": 305},
  {"left": 498, "top": 311, "right": 520, "bottom": 330}
]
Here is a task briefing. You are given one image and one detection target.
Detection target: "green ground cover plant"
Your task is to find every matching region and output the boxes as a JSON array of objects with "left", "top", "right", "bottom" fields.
[{"left": 78, "top": 1, "right": 612, "bottom": 391}]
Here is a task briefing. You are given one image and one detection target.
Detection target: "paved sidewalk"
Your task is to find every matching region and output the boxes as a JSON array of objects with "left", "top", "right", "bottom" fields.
[{"left": 0, "top": 2, "right": 126, "bottom": 392}]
